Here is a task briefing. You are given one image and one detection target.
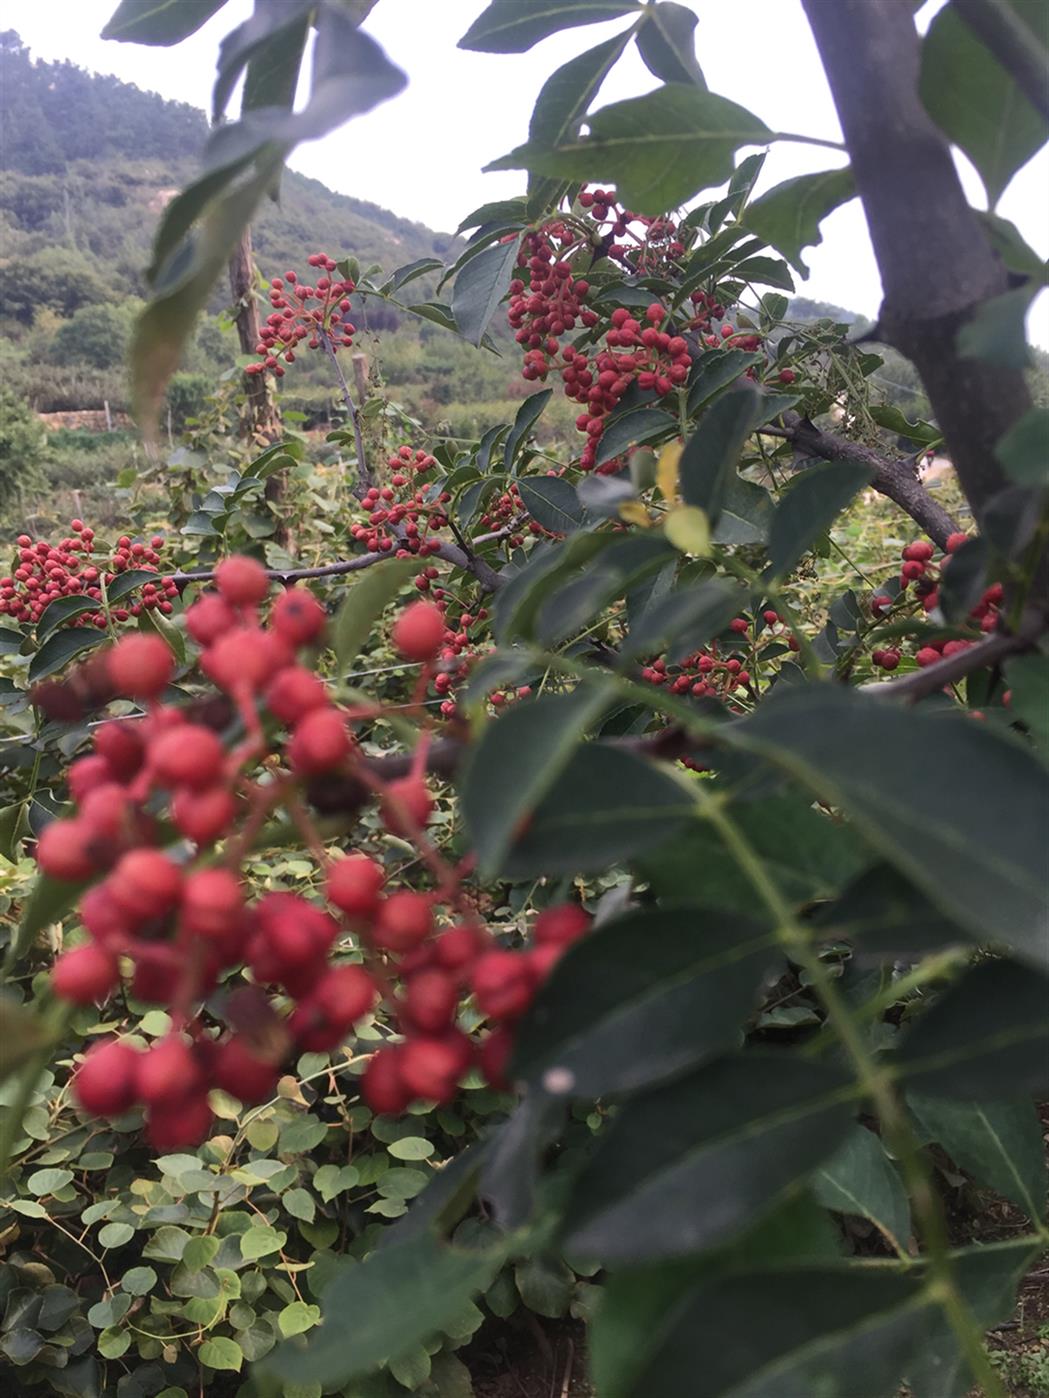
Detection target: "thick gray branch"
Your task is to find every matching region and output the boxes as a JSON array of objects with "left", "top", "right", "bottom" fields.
[
  {"left": 802, "top": 0, "right": 1033, "bottom": 521},
  {"left": 765, "top": 413, "right": 961, "bottom": 548}
]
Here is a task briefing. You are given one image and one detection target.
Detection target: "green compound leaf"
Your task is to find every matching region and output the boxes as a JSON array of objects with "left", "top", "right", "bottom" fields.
[{"left": 725, "top": 685, "right": 1049, "bottom": 969}]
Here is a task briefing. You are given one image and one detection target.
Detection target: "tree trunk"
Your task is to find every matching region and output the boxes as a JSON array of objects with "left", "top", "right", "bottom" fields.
[
  {"left": 801, "top": 0, "right": 1033, "bottom": 525},
  {"left": 228, "top": 226, "right": 286, "bottom": 539}
]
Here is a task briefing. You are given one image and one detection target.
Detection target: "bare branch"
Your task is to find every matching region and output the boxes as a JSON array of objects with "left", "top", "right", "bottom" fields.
[
  {"left": 859, "top": 610, "right": 1044, "bottom": 701},
  {"left": 762, "top": 412, "right": 961, "bottom": 548}
]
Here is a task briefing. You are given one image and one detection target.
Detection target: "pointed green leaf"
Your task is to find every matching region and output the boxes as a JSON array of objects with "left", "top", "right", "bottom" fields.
[
  {"left": 263, "top": 1234, "right": 501, "bottom": 1385},
  {"left": 488, "top": 86, "right": 773, "bottom": 216},
  {"left": 28, "top": 627, "right": 108, "bottom": 684},
  {"left": 727, "top": 686, "right": 1049, "bottom": 967},
  {"left": 518, "top": 477, "right": 588, "bottom": 532},
  {"left": 679, "top": 382, "right": 761, "bottom": 525},
  {"left": 462, "top": 684, "right": 613, "bottom": 876},
  {"left": 565, "top": 1055, "right": 853, "bottom": 1261},
  {"left": 102, "top": 0, "right": 228, "bottom": 44},
  {"left": 459, "top": 0, "right": 641, "bottom": 53},
  {"left": 592, "top": 1262, "right": 931, "bottom": 1398},
  {"left": 332, "top": 558, "right": 417, "bottom": 670},
  {"left": 899, "top": 959, "right": 1049, "bottom": 1099},
  {"left": 744, "top": 168, "right": 856, "bottom": 276},
  {"left": 814, "top": 1125, "right": 911, "bottom": 1251},
  {"left": 451, "top": 238, "right": 519, "bottom": 347},
  {"left": 502, "top": 742, "right": 697, "bottom": 877},
  {"left": 996, "top": 407, "right": 1049, "bottom": 487},
  {"left": 921, "top": 3, "right": 1048, "bottom": 207},
  {"left": 512, "top": 907, "right": 778, "bottom": 1096},
  {"left": 525, "top": 30, "right": 636, "bottom": 213},
  {"left": 909, "top": 1093, "right": 1046, "bottom": 1221},
  {"left": 768, "top": 461, "right": 874, "bottom": 578},
  {"left": 636, "top": 2, "right": 705, "bottom": 86}
]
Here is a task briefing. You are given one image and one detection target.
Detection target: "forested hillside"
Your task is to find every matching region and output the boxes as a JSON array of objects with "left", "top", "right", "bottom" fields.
[{"left": 0, "top": 30, "right": 526, "bottom": 431}]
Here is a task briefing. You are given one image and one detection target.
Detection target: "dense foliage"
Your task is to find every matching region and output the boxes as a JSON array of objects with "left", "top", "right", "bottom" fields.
[{"left": 1, "top": 3, "right": 1048, "bottom": 1398}]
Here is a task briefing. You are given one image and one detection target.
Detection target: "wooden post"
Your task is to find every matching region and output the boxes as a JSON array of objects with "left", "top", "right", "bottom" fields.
[{"left": 228, "top": 226, "right": 286, "bottom": 541}]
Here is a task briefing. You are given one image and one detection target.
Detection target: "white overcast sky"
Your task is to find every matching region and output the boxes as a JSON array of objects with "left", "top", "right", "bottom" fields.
[{"left": 8, "top": 0, "right": 1048, "bottom": 342}]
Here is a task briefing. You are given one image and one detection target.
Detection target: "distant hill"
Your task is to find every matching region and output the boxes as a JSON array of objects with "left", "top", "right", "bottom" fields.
[{"left": 0, "top": 30, "right": 517, "bottom": 422}]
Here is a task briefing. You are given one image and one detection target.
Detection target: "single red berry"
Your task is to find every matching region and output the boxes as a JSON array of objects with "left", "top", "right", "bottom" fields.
[
  {"left": 181, "top": 868, "right": 243, "bottom": 939},
  {"left": 93, "top": 720, "right": 144, "bottom": 781},
  {"left": 73, "top": 1039, "right": 140, "bottom": 1116},
  {"left": 215, "top": 556, "right": 269, "bottom": 606},
  {"left": 433, "top": 922, "right": 489, "bottom": 977},
  {"left": 107, "top": 634, "right": 173, "bottom": 699},
  {"left": 52, "top": 943, "right": 120, "bottom": 1004},
  {"left": 172, "top": 785, "right": 236, "bottom": 845},
  {"left": 137, "top": 1035, "right": 205, "bottom": 1108},
  {"left": 472, "top": 951, "right": 536, "bottom": 1022},
  {"left": 214, "top": 1037, "right": 281, "bottom": 1105},
  {"left": 915, "top": 646, "right": 943, "bottom": 668},
  {"left": 946, "top": 532, "right": 969, "bottom": 554},
  {"left": 150, "top": 724, "right": 224, "bottom": 791},
  {"left": 271, "top": 586, "right": 327, "bottom": 645},
  {"left": 203, "top": 625, "right": 291, "bottom": 693},
  {"left": 403, "top": 969, "right": 458, "bottom": 1033},
  {"left": 265, "top": 666, "right": 329, "bottom": 724},
  {"left": 381, "top": 775, "right": 433, "bottom": 835},
  {"left": 289, "top": 965, "right": 377, "bottom": 1050},
  {"left": 289, "top": 707, "right": 351, "bottom": 775},
  {"left": 399, "top": 1031, "right": 473, "bottom": 1104},
  {"left": 109, "top": 849, "right": 183, "bottom": 922},
  {"left": 326, "top": 853, "right": 385, "bottom": 919},
  {"left": 372, "top": 891, "right": 433, "bottom": 953},
  {"left": 392, "top": 602, "right": 446, "bottom": 662},
  {"left": 533, "top": 903, "right": 591, "bottom": 947},
  {"left": 35, "top": 818, "right": 98, "bottom": 881},
  {"left": 68, "top": 754, "right": 114, "bottom": 802},
  {"left": 185, "top": 593, "right": 237, "bottom": 645},
  {"left": 361, "top": 1047, "right": 411, "bottom": 1115},
  {"left": 145, "top": 1091, "right": 213, "bottom": 1150}
]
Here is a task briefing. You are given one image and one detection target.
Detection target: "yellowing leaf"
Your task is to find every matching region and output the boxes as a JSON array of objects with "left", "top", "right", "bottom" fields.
[
  {"left": 656, "top": 441, "right": 682, "bottom": 503},
  {"left": 664, "top": 505, "right": 711, "bottom": 555},
  {"left": 618, "top": 500, "right": 653, "bottom": 527}
]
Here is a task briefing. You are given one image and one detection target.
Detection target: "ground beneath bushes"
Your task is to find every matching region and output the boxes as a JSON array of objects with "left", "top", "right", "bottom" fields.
[{"left": 464, "top": 1317, "right": 593, "bottom": 1397}]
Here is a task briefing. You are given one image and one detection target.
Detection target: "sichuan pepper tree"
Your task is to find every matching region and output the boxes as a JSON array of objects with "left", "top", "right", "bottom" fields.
[{"left": 1, "top": 2, "right": 1048, "bottom": 1397}]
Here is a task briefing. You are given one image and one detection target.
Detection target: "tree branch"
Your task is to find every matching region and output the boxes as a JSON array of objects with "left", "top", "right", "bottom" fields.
[
  {"left": 859, "top": 610, "right": 1044, "bottom": 701},
  {"left": 802, "top": 0, "right": 1033, "bottom": 524},
  {"left": 762, "top": 412, "right": 960, "bottom": 548},
  {"left": 953, "top": 0, "right": 1049, "bottom": 122}
]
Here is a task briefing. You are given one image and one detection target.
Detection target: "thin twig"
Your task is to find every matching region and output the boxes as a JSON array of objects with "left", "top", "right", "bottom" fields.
[{"left": 320, "top": 330, "right": 373, "bottom": 498}]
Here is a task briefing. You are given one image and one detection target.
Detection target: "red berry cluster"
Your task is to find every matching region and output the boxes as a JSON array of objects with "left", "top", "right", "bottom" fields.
[
  {"left": 40, "top": 563, "right": 590, "bottom": 1151},
  {"left": 1, "top": 523, "right": 176, "bottom": 628},
  {"left": 576, "top": 187, "right": 685, "bottom": 271},
  {"left": 246, "top": 252, "right": 356, "bottom": 377},
  {"left": 870, "top": 533, "right": 1003, "bottom": 672},
  {"left": 350, "top": 446, "right": 447, "bottom": 571},
  {"left": 639, "top": 613, "right": 798, "bottom": 706}
]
